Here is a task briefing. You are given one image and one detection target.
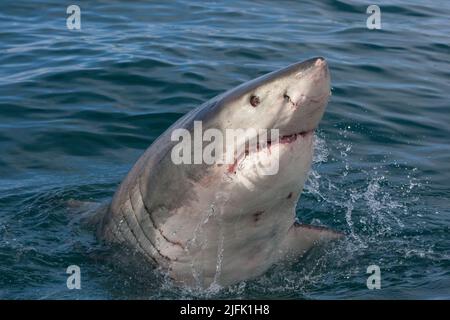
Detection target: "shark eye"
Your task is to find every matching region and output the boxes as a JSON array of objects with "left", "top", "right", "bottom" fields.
[{"left": 250, "top": 95, "right": 260, "bottom": 107}]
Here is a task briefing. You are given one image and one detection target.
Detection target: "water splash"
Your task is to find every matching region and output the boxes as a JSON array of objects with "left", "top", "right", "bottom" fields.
[{"left": 305, "top": 132, "right": 421, "bottom": 244}]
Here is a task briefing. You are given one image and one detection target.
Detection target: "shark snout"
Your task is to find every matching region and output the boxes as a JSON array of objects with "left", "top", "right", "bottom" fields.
[
  {"left": 302, "top": 57, "right": 329, "bottom": 89},
  {"left": 278, "top": 57, "right": 330, "bottom": 135},
  {"left": 312, "top": 57, "right": 330, "bottom": 85},
  {"left": 314, "top": 56, "right": 327, "bottom": 68},
  {"left": 285, "top": 57, "right": 330, "bottom": 107},
  {"left": 292, "top": 56, "right": 327, "bottom": 77}
]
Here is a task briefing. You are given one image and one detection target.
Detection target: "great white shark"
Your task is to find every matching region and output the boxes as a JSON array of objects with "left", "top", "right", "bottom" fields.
[{"left": 98, "top": 57, "right": 343, "bottom": 288}]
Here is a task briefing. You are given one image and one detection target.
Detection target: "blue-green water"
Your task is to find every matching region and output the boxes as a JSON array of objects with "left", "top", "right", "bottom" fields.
[{"left": 1, "top": 0, "right": 449, "bottom": 299}]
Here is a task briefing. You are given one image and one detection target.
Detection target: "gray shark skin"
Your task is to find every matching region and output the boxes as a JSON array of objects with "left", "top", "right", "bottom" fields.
[{"left": 98, "top": 57, "right": 343, "bottom": 288}]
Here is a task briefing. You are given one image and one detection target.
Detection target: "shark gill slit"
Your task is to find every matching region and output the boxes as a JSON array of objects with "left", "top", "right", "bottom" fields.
[{"left": 137, "top": 180, "right": 185, "bottom": 250}]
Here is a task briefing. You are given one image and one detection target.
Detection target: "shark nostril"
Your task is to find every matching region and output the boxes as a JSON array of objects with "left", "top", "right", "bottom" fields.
[{"left": 250, "top": 95, "right": 260, "bottom": 107}]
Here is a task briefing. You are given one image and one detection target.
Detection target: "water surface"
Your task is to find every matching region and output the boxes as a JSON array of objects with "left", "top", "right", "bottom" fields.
[{"left": 0, "top": 0, "right": 449, "bottom": 299}]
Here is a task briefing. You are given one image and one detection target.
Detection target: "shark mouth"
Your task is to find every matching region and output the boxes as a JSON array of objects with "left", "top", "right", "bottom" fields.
[
  {"left": 227, "top": 129, "right": 315, "bottom": 174},
  {"left": 240, "top": 129, "right": 315, "bottom": 153},
  {"left": 278, "top": 130, "right": 314, "bottom": 144}
]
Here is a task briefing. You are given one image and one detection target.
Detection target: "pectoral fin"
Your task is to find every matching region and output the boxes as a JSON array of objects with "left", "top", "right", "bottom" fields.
[{"left": 278, "top": 222, "right": 344, "bottom": 260}]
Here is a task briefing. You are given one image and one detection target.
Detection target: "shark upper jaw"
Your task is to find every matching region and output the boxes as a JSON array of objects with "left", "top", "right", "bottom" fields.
[
  {"left": 278, "top": 129, "right": 314, "bottom": 144},
  {"left": 266, "top": 124, "right": 316, "bottom": 146}
]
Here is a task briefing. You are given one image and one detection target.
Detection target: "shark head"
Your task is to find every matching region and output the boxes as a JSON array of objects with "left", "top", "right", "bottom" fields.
[
  {"left": 203, "top": 56, "right": 331, "bottom": 138},
  {"left": 189, "top": 57, "right": 331, "bottom": 183}
]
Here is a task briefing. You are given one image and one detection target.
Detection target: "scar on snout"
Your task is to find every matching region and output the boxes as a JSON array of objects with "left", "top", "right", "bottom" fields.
[
  {"left": 252, "top": 211, "right": 264, "bottom": 222},
  {"left": 286, "top": 192, "right": 293, "bottom": 199}
]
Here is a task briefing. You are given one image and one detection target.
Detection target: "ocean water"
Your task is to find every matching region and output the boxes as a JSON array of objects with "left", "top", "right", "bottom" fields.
[{"left": 0, "top": 0, "right": 449, "bottom": 299}]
